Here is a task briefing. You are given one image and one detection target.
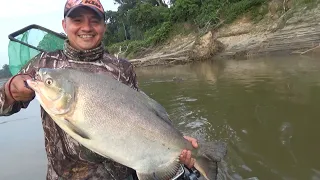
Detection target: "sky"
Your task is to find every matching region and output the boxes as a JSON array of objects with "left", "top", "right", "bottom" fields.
[{"left": 0, "top": 0, "right": 119, "bottom": 68}]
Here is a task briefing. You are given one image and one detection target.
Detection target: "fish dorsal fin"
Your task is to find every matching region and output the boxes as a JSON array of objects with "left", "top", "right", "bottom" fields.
[
  {"left": 140, "top": 91, "right": 173, "bottom": 125},
  {"left": 136, "top": 161, "right": 181, "bottom": 180}
]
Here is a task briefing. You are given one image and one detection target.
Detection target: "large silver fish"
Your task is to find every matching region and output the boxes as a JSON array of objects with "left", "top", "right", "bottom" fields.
[{"left": 27, "top": 68, "right": 227, "bottom": 180}]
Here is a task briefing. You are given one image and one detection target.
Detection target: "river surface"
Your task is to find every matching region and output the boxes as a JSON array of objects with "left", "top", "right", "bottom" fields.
[{"left": 1, "top": 55, "right": 319, "bottom": 180}]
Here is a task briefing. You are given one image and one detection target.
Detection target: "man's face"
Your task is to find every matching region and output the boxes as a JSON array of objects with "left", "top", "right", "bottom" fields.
[{"left": 62, "top": 7, "right": 106, "bottom": 51}]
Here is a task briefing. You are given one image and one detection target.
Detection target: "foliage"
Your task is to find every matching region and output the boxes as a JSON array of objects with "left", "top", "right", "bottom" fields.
[
  {"left": 169, "top": 0, "right": 201, "bottom": 22},
  {"left": 292, "top": 0, "right": 320, "bottom": 9},
  {"left": 222, "top": 0, "right": 267, "bottom": 23},
  {"left": 127, "top": 3, "right": 170, "bottom": 32},
  {"left": 107, "top": 21, "right": 172, "bottom": 58},
  {"left": 0, "top": 64, "right": 12, "bottom": 78},
  {"left": 106, "top": 0, "right": 271, "bottom": 57}
]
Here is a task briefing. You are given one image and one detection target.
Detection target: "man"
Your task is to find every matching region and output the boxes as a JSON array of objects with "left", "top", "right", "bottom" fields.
[{"left": 0, "top": 0, "right": 198, "bottom": 179}]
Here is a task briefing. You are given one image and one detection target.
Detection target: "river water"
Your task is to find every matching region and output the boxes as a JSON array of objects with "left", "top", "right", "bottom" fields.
[{"left": 1, "top": 55, "right": 319, "bottom": 180}]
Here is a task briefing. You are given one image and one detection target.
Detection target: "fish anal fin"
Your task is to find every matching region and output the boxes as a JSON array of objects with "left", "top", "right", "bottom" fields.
[
  {"left": 194, "top": 156, "right": 218, "bottom": 180},
  {"left": 136, "top": 162, "right": 181, "bottom": 180},
  {"left": 194, "top": 141, "right": 227, "bottom": 180}
]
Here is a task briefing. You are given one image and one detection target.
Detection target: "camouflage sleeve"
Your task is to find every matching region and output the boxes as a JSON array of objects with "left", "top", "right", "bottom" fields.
[
  {"left": 0, "top": 52, "right": 44, "bottom": 116},
  {"left": 125, "top": 63, "right": 139, "bottom": 91}
]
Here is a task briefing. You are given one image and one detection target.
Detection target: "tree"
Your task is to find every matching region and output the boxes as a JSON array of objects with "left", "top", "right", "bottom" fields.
[
  {"left": 0, "top": 64, "right": 12, "bottom": 78},
  {"left": 105, "top": 0, "right": 268, "bottom": 55}
]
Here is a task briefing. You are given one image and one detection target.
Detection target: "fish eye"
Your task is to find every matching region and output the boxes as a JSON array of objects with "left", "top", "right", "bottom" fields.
[{"left": 45, "top": 78, "right": 54, "bottom": 85}]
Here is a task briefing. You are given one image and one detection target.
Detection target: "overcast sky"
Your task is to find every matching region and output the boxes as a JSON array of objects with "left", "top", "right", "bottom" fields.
[{"left": 0, "top": 0, "right": 119, "bottom": 68}]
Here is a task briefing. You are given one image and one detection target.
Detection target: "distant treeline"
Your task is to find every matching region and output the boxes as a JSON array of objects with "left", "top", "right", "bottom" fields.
[{"left": 0, "top": 64, "right": 12, "bottom": 78}]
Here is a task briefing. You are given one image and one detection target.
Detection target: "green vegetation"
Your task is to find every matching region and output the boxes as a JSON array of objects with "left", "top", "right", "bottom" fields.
[
  {"left": 0, "top": 64, "right": 12, "bottom": 78},
  {"left": 292, "top": 0, "right": 320, "bottom": 9},
  {"left": 105, "top": 0, "right": 318, "bottom": 58},
  {"left": 105, "top": 0, "right": 271, "bottom": 57}
]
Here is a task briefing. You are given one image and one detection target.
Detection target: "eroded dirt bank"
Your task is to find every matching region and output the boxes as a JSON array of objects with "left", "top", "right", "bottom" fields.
[{"left": 130, "top": 1, "right": 320, "bottom": 67}]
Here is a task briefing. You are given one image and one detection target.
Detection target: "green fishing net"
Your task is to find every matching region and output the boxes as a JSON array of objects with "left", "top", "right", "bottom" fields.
[{"left": 8, "top": 25, "right": 66, "bottom": 75}]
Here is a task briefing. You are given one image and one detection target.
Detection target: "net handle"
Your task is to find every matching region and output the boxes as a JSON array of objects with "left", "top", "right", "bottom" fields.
[{"left": 8, "top": 24, "right": 67, "bottom": 53}]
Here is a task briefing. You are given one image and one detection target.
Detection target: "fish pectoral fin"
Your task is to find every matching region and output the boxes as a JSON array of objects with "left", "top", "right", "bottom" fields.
[
  {"left": 63, "top": 118, "right": 90, "bottom": 140},
  {"left": 51, "top": 115, "right": 91, "bottom": 140},
  {"left": 136, "top": 162, "right": 181, "bottom": 180}
]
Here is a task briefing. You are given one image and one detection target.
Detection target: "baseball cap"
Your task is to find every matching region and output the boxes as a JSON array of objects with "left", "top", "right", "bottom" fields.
[{"left": 64, "top": 0, "right": 105, "bottom": 20}]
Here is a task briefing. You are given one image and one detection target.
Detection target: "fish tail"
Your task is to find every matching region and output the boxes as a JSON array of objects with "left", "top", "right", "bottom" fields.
[{"left": 194, "top": 141, "right": 227, "bottom": 180}]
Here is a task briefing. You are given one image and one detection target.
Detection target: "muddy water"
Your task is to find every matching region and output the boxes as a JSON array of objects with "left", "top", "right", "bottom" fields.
[
  {"left": 135, "top": 55, "right": 320, "bottom": 180},
  {"left": 1, "top": 55, "right": 319, "bottom": 180}
]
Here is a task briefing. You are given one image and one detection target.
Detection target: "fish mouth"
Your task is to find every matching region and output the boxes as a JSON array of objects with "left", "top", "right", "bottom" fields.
[{"left": 26, "top": 79, "right": 40, "bottom": 93}]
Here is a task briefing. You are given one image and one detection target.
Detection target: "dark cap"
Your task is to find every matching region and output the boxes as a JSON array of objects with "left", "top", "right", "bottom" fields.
[{"left": 64, "top": 0, "right": 105, "bottom": 20}]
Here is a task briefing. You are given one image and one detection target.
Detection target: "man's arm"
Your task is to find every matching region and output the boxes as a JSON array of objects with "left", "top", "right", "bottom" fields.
[
  {"left": 125, "top": 63, "right": 139, "bottom": 91},
  {"left": 0, "top": 53, "right": 44, "bottom": 116}
]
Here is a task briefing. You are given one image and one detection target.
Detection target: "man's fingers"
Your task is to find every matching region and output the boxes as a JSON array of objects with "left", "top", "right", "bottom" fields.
[
  {"left": 185, "top": 150, "right": 191, "bottom": 164},
  {"left": 184, "top": 136, "right": 199, "bottom": 148},
  {"left": 180, "top": 150, "right": 186, "bottom": 159},
  {"left": 192, "top": 140, "right": 198, "bottom": 148},
  {"left": 183, "top": 136, "right": 192, "bottom": 141},
  {"left": 180, "top": 146, "right": 197, "bottom": 168},
  {"left": 9, "top": 75, "right": 35, "bottom": 102},
  {"left": 11, "top": 83, "right": 34, "bottom": 95}
]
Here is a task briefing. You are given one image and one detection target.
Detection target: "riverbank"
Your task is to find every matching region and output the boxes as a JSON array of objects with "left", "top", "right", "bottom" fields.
[{"left": 128, "top": 0, "right": 320, "bottom": 67}]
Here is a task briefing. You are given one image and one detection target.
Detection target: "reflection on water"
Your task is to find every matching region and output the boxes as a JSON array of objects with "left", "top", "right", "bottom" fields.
[
  {"left": 136, "top": 55, "right": 320, "bottom": 180},
  {"left": 1, "top": 55, "right": 320, "bottom": 179},
  {"left": 0, "top": 99, "right": 47, "bottom": 180}
]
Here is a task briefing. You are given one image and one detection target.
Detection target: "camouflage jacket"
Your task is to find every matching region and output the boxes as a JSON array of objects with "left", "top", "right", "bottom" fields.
[{"left": 0, "top": 41, "right": 138, "bottom": 180}]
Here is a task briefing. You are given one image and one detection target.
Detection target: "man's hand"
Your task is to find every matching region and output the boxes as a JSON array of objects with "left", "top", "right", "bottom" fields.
[
  {"left": 180, "top": 136, "right": 198, "bottom": 168},
  {"left": 5, "top": 74, "right": 35, "bottom": 104}
]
